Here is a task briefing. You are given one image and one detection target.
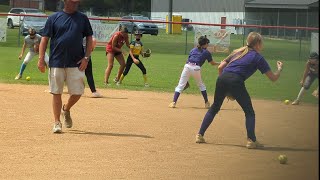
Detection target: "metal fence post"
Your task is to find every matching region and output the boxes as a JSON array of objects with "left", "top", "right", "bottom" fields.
[{"left": 185, "top": 29, "right": 188, "bottom": 55}]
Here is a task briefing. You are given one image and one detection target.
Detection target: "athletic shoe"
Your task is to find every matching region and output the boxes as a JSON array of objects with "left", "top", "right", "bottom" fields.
[
  {"left": 312, "top": 90, "right": 318, "bottom": 98},
  {"left": 205, "top": 101, "right": 211, "bottom": 109},
  {"left": 53, "top": 122, "right": 62, "bottom": 133},
  {"left": 104, "top": 82, "right": 111, "bottom": 86},
  {"left": 246, "top": 138, "right": 264, "bottom": 149},
  {"left": 116, "top": 82, "right": 121, "bottom": 86},
  {"left": 196, "top": 134, "right": 206, "bottom": 143},
  {"left": 92, "top": 92, "right": 102, "bottom": 98},
  {"left": 291, "top": 100, "right": 300, "bottom": 105},
  {"left": 15, "top": 74, "right": 22, "bottom": 80},
  {"left": 144, "top": 83, "right": 149, "bottom": 87},
  {"left": 168, "top": 102, "right": 176, "bottom": 108},
  {"left": 61, "top": 106, "right": 72, "bottom": 128},
  {"left": 113, "top": 77, "right": 119, "bottom": 83}
]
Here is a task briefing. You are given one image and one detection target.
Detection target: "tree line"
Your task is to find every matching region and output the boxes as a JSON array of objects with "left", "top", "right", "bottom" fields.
[{"left": 78, "top": 0, "right": 151, "bottom": 17}]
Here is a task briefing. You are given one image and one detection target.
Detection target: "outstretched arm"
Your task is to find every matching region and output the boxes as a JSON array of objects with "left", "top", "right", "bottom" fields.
[
  {"left": 264, "top": 61, "right": 283, "bottom": 82},
  {"left": 209, "top": 60, "right": 220, "bottom": 66}
]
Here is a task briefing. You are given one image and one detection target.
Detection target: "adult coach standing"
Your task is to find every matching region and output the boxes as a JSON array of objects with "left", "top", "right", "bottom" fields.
[{"left": 37, "top": 0, "right": 93, "bottom": 133}]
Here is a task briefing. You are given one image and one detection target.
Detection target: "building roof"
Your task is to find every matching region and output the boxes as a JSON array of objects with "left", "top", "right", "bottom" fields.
[{"left": 245, "top": 0, "right": 319, "bottom": 9}]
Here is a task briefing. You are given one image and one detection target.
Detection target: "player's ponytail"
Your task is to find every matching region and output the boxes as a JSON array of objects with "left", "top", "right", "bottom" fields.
[
  {"left": 197, "top": 35, "right": 210, "bottom": 49},
  {"left": 223, "top": 32, "right": 262, "bottom": 62}
]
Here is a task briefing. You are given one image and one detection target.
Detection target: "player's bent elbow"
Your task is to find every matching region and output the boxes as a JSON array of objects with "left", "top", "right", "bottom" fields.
[{"left": 265, "top": 71, "right": 279, "bottom": 82}]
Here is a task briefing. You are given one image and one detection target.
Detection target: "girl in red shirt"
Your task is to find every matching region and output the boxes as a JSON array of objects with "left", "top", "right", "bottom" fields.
[{"left": 105, "top": 25, "right": 130, "bottom": 85}]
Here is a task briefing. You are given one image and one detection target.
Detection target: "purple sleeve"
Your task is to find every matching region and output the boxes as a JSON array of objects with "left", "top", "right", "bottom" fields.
[{"left": 257, "top": 56, "right": 271, "bottom": 74}]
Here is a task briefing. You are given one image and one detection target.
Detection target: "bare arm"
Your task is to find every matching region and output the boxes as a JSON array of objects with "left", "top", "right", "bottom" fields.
[
  {"left": 264, "top": 61, "right": 283, "bottom": 82},
  {"left": 85, "top": 35, "right": 93, "bottom": 57},
  {"left": 129, "top": 48, "right": 140, "bottom": 64},
  {"left": 300, "top": 62, "right": 310, "bottom": 86},
  {"left": 209, "top": 60, "right": 220, "bottom": 66},
  {"left": 125, "top": 36, "right": 130, "bottom": 48},
  {"left": 111, "top": 35, "right": 122, "bottom": 53},
  {"left": 19, "top": 42, "right": 27, "bottom": 60},
  {"left": 37, "top": 36, "right": 49, "bottom": 73}
]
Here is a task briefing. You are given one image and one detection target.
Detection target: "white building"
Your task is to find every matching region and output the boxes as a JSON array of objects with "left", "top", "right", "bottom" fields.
[{"left": 150, "top": 0, "right": 246, "bottom": 34}]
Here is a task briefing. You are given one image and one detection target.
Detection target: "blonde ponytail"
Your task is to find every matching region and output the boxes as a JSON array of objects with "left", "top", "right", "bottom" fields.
[{"left": 223, "top": 32, "right": 262, "bottom": 63}]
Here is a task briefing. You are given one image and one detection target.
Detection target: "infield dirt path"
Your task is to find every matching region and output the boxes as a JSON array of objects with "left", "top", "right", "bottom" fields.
[{"left": 0, "top": 83, "right": 318, "bottom": 179}]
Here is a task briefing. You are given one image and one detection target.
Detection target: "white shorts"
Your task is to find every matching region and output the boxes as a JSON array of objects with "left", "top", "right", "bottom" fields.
[
  {"left": 175, "top": 64, "right": 206, "bottom": 93},
  {"left": 48, "top": 67, "right": 85, "bottom": 95}
]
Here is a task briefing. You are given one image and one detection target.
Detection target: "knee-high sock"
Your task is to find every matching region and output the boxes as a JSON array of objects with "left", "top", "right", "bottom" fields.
[
  {"left": 173, "top": 91, "right": 180, "bottom": 102},
  {"left": 143, "top": 74, "right": 148, "bottom": 84},
  {"left": 119, "top": 74, "right": 125, "bottom": 83},
  {"left": 296, "top": 87, "right": 306, "bottom": 101},
  {"left": 201, "top": 90, "right": 209, "bottom": 103},
  {"left": 19, "top": 63, "right": 27, "bottom": 75}
]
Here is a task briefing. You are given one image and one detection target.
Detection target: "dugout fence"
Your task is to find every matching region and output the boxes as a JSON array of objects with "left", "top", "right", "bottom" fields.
[{"left": 0, "top": 13, "right": 318, "bottom": 62}]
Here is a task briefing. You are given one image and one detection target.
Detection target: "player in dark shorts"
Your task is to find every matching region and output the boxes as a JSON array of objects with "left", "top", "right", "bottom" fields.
[{"left": 117, "top": 30, "right": 149, "bottom": 87}]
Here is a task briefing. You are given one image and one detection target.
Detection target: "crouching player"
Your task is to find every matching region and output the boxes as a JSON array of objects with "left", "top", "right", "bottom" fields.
[{"left": 15, "top": 28, "right": 49, "bottom": 80}]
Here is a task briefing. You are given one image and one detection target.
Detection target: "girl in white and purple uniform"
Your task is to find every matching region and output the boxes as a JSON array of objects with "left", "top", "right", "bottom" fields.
[
  {"left": 196, "top": 32, "right": 284, "bottom": 149},
  {"left": 169, "top": 36, "right": 220, "bottom": 109}
]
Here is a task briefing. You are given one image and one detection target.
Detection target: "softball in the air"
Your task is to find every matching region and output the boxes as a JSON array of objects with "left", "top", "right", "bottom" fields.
[
  {"left": 278, "top": 154, "right": 288, "bottom": 164},
  {"left": 26, "top": 76, "right": 31, "bottom": 81},
  {"left": 284, "top": 99, "right": 290, "bottom": 105}
]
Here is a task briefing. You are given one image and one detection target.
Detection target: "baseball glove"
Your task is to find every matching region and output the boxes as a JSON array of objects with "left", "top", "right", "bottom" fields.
[
  {"left": 34, "top": 43, "right": 40, "bottom": 53},
  {"left": 142, "top": 48, "right": 151, "bottom": 58}
]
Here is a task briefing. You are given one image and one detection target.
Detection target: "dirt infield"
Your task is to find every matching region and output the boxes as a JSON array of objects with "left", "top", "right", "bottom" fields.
[{"left": 0, "top": 83, "right": 318, "bottom": 179}]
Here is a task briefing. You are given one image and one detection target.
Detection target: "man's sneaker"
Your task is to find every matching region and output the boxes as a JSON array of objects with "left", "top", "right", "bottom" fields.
[
  {"left": 53, "top": 122, "right": 62, "bottom": 133},
  {"left": 113, "top": 77, "right": 119, "bottom": 83},
  {"left": 144, "top": 83, "right": 149, "bottom": 87},
  {"left": 104, "top": 82, "right": 111, "bottom": 86},
  {"left": 169, "top": 102, "right": 176, "bottom": 108},
  {"left": 92, "top": 92, "right": 102, "bottom": 98},
  {"left": 291, "top": 100, "right": 300, "bottom": 105},
  {"left": 15, "top": 74, "right": 22, "bottom": 80},
  {"left": 205, "top": 101, "right": 211, "bottom": 109},
  {"left": 246, "top": 138, "right": 264, "bottom": 149},
  {"left": 116, "top": 82, "right": 121, "bottom": 86},
  {"left": 61, "top": 106, "right": 72, "bottom": 128},
  {"left": 196, "top": 134, "right": 206, "bottom": 143}
]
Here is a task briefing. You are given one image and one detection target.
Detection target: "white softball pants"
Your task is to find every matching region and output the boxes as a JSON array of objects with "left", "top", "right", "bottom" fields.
[
  {"left": 23, "top": 51, "right": 49, "bottom": 66},
  {"left": 175, "top": 63, "right": 206, "bottom": 93}
]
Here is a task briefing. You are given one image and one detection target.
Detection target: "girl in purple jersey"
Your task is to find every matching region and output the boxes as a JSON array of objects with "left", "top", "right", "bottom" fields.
[
  {"left": 169, "top": 36, "right": 220, "bottom": 109},
  {"left": 196, "top": 32, "right": 284, "bottom": 149}
]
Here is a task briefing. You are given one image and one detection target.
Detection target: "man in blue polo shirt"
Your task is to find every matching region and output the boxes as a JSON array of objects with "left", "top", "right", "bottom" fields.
[{"left": 37, "top": 0, "right": 93, "bottom": 133}]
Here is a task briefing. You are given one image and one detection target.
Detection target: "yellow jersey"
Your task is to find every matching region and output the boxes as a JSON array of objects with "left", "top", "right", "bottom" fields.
[{"left": 129, "top": 40, "right": 143, "bottom": 56}]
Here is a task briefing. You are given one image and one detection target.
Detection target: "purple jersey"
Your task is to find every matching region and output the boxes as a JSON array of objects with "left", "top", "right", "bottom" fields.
[
  {"left": 186, "top": 48, "right": 212, "bottom": 67},
  {"left": 223, "top": 50, "right": 271, "bottom": 80}
]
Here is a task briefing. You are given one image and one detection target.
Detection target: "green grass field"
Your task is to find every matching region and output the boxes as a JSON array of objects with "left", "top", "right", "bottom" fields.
[{"left": 0, "top": 25, "right": 318, "bottom": 104}]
